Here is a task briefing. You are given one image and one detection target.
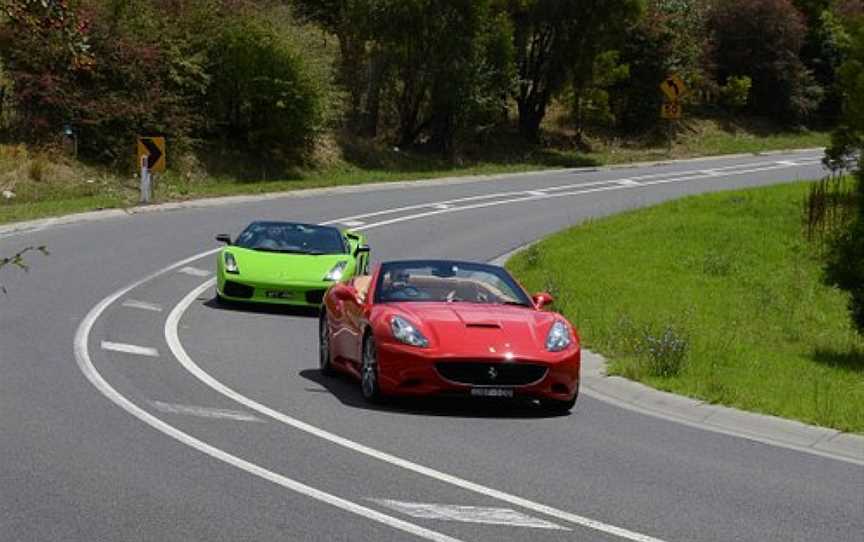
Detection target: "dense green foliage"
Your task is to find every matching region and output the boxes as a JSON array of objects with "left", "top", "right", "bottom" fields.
[
  {"left": 1, "top": 0, "right": 862, "bottom": 166},
  {"left": 0, "top": 0, "right": 327, "bottom": 165},
  {"left": 708, "top": 0, "right": 822, "bottom": 124},
  {"left": 825, "top": 18, "right": 864, "bottom": 333}
]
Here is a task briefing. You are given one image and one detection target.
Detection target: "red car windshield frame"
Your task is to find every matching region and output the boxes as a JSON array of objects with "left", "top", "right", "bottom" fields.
[{"left": 373, "top": 260, "right": 532, "bottom": 306}]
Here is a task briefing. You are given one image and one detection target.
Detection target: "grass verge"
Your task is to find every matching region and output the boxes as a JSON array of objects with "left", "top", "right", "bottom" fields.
[
  {"left": 507, "top": 182, "right": 864, "bottom": 433},
  {"left": 0, "top": 119, "right": 829, "bottom": 227}
]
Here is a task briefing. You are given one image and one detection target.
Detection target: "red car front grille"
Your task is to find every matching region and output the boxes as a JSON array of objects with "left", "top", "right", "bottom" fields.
[{"left": 434, "top": 362, "right": 547, "bottom": 386}]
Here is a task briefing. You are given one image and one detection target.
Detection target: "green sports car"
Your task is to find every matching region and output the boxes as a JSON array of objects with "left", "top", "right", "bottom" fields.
[{"left": 215, "top": 221, "right": 370, "bottom": 306}]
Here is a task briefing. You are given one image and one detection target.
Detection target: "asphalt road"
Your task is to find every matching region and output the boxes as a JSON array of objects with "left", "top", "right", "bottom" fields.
[{"left": 2, "top": 150, "right": 862, "bottom": 542}]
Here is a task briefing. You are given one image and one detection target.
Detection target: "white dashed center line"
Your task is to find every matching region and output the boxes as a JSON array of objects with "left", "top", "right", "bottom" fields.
[
  {"left": 101, "top": 341, "right": 160, "bottom": 358},
  {"left": 178, "top": 266, "right": 211, "bottom": 277},
  {"left": 341, "top": 220, "right": 365, "bottom": 227},
  {"left": 121, "top": 299, "right": 163, "bottom": 312},
  {"left": 372, "top": 499, "right": 568, "bottom": 530},
  {"left": 149, "top": 401, "right": 264, "bottom": 423}
]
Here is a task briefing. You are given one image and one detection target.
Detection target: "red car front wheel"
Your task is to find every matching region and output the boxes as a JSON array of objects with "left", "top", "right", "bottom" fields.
[{"left": 361, "top": 334, "right": 382, "bottom": 403}]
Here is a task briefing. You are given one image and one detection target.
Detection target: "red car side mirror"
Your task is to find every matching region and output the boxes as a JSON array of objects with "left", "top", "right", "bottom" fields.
[{"left": 532, "top": 292, "right": 554, "bottom": 309}]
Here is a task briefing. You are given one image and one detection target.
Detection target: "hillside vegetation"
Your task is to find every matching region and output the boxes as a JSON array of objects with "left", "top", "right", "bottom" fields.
[{"left": 0, "top": 1, "right": 857, "bottom": 177}]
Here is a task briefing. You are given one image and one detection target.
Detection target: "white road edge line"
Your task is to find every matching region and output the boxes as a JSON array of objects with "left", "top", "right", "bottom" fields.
[
  {"left": 166, "top": 278, "right": 667, "bottom": 542},
  {"left": 101, "top": 341, "right": 160, "bottom": 358},
  {"left": 74, "top": 250, "right": 462, "bottom": 542},
  {"left": 121, "top": 299, "right": 164, "bottom": 312}
]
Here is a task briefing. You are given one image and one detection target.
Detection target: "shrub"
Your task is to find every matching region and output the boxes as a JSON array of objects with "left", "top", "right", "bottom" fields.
[
  {"left": 824, "top": 171, "right": 864, "bottom": 332},
  {"left": 824, "top": 19, "right": 864, "bottom": 334},
  {"left": 204, "top": 16, "right": 323, "bottom": 162},
  {"left": 719, "top": 75, "right": 752, "bottom": 111},
  {"left": 638, "top": 325, "right": 689, "bottom": 377}
]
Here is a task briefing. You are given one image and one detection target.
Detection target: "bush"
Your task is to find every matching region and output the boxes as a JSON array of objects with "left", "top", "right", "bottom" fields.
[
  {"left": 0, "top": 1, "right": 325, "bottom": 168},
  {"left": 708, "top": 0, "right": 823, "bottom": 124},
  {"left": 824, "top": 172, "right": 864, "bottom": 332},
  {"left": 823, "top": 18, "right": 864, "bottom": 334},
  {"left": 719, "top": 75, "right": 752, "bottom": 111},
  {"left": 204, "top": 16, "right": 324, "bottom": 162}
]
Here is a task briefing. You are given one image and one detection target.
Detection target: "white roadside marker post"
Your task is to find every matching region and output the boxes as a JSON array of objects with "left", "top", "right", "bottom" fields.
[{"left": 140, "top": 154, "right": 151, "bottom": 204}]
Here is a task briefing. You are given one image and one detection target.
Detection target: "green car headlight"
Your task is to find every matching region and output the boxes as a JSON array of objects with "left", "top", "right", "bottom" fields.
[
  {"left": 323, "top": 260, "right": 349, "bottom": 281},
  {"left": 224, "top": 252, "right": 239, "bottom": 274}
]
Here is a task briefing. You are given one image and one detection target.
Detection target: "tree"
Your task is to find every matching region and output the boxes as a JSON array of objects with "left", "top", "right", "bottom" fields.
[
  {"left": 707, "top": 0, "right": 823, "bottom": 124},
  {"left": 292, "top": 0, "right": 372, "bottom": 133},
  {"left": 507, "top": 0, "right": 642, "bottom": 142},
  {"left": 797, "top": 1, "right": 860, "bottom": 122},
  {"left": 364, "top": 0, "right": 513, "bottom": 154},
  {"left": 611, "top": 0, "right": 709, "bottom": 133},
  {"left": 0, "top": 0, "right": 92, "bottom": 67},
  {"left": 824, "top": 18, "right": 864, "bottom": 333}
]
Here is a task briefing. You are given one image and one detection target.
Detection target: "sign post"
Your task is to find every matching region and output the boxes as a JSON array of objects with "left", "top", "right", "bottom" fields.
[
  {"left": 136, "top": 136, "right": 166, "bottom": 204},
  {"left": 659, "top": 75, "right": 687, "bottom": 150}
]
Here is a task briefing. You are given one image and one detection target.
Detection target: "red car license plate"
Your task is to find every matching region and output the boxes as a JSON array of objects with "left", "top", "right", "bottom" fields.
[{"left": 470, "top": 388, "right": 514, "bottom": 398}]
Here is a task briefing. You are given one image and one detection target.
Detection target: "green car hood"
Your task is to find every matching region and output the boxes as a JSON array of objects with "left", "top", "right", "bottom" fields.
[{"left": 227, "top": 247, "right": 353, "bottom": 284}]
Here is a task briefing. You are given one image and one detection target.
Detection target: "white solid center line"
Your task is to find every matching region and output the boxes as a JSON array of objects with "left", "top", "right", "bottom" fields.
[
  {"left": 342, "top": 220, "right": 365, "bottom": 227},
  {"left": 372, "top": 499, "right": 568, "bottom": 530},
  {"left": 150, "top": 401, "right": 264, "bottom": 423},
  {"left": 432, "top": 203, "right": 452, "bottom": 210},
  {"left": 121, "top": 299, "right": 163, "bottom": 312},
  {"left": 101, "top": 341, "right": 159, "bottom": 358},
  {"left": 179, "top": 266, "right": 211, "bottom": 277},
  {"left": 526, "top": 190, "right": 547, "bottom": 196}
]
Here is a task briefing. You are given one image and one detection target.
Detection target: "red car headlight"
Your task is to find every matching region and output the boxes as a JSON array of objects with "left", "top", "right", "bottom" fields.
[{"left": 390, "top": 315, "right": 429, "bottom": 348}]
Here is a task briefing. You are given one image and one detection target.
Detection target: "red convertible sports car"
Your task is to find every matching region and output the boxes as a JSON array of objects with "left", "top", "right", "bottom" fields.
[{"left": 319, "top": 259, "right": 581, "bottom": 412}]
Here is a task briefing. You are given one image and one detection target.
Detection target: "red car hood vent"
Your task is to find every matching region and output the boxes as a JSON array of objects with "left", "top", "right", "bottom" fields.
[{"left": 464, "top": 322, "right": 501, "bottom": 329}]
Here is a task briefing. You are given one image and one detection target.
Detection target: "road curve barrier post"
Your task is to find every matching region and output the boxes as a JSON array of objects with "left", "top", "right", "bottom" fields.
[{"left": 139, "top": 155, "right": 151, "bottom": 204}]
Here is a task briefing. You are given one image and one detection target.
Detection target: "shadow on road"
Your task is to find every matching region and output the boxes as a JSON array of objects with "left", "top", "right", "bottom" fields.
[
  {"left": 299, "top": 368, "right": 570, "bottom": 419},
  {"left": 203, "top": 296, "right": 319, "bottom": 319}
]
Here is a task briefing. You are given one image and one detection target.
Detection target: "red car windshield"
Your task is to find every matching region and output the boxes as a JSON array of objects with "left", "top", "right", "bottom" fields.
[{"left": 375, "top": 261, "right": 532, "bottom": 306}]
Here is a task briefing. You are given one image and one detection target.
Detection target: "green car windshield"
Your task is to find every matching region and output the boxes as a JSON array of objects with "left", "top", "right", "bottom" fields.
[{"left": 234, "top": 222, "right": 349, "bottom": 255}]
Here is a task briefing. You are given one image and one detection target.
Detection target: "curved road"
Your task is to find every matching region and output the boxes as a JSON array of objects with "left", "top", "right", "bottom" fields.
[{"left": 2, "top": 150, "right": 861, "bottom": 542}]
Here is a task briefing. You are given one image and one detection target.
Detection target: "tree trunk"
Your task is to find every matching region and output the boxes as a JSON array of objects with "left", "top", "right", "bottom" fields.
[
  {"left": 362, "top": 50, "right": 386, "bottom": 138},
  {"left": 517, "top": 99, "right": 544, "bottom": 143},
  {"left": 337, "top": 31, "right": 368, "bottom": 134}
]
